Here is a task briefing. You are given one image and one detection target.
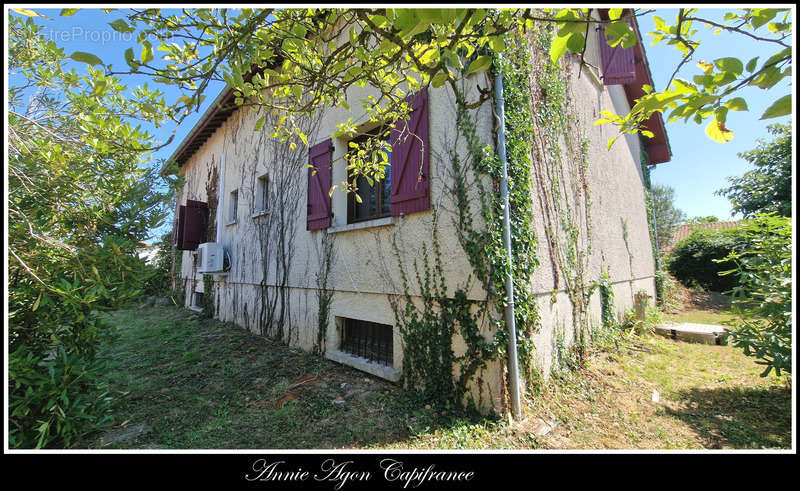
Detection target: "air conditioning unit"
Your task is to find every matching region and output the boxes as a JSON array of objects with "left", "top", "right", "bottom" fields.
[{"left": 197, "top": 242, "right": 225, "bottom": 273}]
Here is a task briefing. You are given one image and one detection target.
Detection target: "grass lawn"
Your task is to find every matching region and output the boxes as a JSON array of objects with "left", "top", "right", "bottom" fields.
[{"left": 80, "top": 303, "right": 792, "bottom": 450}]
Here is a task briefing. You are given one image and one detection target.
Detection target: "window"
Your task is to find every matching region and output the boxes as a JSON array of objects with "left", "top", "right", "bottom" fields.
[
  {"left": 341, "top": 318, "right": 393, "bottom": 366},
  {"left": 228, "top": 189, "right": 238, "bottom": 223},
  {"left": 347, "top": 133, "right": 392, "bottom": 224},
  {"left": 254, "top": 174, "right": 269, "bottom": 214},
  {"left": 192, "top": 291, "right": 204, "bottom": 309}
]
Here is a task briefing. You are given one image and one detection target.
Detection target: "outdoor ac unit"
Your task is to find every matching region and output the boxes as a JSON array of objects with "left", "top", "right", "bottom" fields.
[{"left": 197, "top": 242, "right": 224, "bottom": 273}]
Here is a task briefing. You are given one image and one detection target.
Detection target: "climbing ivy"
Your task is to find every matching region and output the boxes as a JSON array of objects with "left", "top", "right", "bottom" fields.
[
  {"left": 599, "top": 268, "right": 615, "bottom": 330},
  {"left": 390, "top": 208, "right": 495, "bottom": 410}
]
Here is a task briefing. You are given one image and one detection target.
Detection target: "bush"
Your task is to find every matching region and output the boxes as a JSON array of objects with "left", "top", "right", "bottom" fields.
[
  {"left": 718, "top": 214, "right": 791, "bottom": 377},
  {"left": 8, "top": 346, "right": 114, "bottom": 448},
  {"left": 667, "top": 227, "right": 750, "bottom": 292}
]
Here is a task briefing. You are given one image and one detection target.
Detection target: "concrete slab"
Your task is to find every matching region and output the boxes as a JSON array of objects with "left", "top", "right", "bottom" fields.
[{"left": 654, "top": 323, "right": 730, "bottom": 346}]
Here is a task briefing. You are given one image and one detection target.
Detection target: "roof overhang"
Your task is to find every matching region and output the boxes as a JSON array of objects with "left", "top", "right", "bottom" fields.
[
  {"left": 599, "top": 8, "right": 672, "bottom": 164},
  {"left": 160, "top": 84, "right": 237, "bottom": 176},
  {"left": 162, "top": 8, "right": 673, "bottom": 176}
]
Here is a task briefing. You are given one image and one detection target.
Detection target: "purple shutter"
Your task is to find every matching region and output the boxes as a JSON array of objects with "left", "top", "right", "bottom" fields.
[
  {"left": 390, "top": 90, "right": 430, "bottom": 216},
  {"left": 181, "top": 200, "right": 208, "bottom": 250},
  {"left": 173, "top": 205, "right": 187, "bottom": 249},
  {"left": 307, "top": 139, "right": 333, "bottom": 230},
  {"left": 598, "top": 19, "right": 639, "bottom": 85}
]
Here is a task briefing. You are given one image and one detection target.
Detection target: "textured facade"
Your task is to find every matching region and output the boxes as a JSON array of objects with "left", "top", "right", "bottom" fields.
[{"left": 169, "top": 24, "right": 668, "bottom": 413}]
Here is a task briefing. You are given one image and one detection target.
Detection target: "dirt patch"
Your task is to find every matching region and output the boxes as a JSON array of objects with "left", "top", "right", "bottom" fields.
[{"left": 664, "top": 276, "right": 731, "bottom": 314}]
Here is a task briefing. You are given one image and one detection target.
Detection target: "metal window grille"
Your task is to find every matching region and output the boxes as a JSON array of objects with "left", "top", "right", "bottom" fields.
[{"left": 341, "top": 319, "right": 393, "bottom": 366}]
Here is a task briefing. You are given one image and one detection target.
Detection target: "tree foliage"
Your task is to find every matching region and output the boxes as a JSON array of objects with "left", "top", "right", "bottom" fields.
[
  {"left": 667, "top": 227, "right": 750, "bottom": 293},
  {"left": 591, "top": 8, "right": 792, "bottom": 144},
  {"left": 650, "top": 183, "right": 687, "bottom": 252},
  {"left": 717, "top": 123, "right": 792, "bottom": 218},
  {"left": 718, "top": 214, "right": 792, "bottom": 377},
  {"left": 13, "top": 7, "right": 791, "bottom": 186},
  {"left": 8, "top": 14, "right": 172, "bottom": 448}
]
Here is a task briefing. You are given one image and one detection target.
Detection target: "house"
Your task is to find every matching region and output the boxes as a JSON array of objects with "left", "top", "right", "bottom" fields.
[{"left": 163, "top": 10, "right": 670, "bottom": 414}]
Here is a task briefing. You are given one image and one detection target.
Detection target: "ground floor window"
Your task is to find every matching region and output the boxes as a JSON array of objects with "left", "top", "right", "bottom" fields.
[{"left": 341, "top": 318, "right": 393, "bottom": 366}]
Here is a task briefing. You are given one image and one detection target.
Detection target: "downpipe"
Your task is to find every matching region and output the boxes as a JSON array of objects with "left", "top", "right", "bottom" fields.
[{"left": 493, "top": 57, "right": 523, "bottom": 422}]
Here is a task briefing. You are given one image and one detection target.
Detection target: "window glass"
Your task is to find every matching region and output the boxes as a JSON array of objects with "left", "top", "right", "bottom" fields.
[{"left": 348, "top": 134, "right": 391, "bottom": 223}]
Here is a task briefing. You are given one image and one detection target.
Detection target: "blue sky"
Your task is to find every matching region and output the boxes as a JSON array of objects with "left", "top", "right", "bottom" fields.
[
  {"left": 640, "top": 8, "right": 793, "bottom": 221},
  {"left": 16, "top": 7, "right": 793, "bottom": 239}
]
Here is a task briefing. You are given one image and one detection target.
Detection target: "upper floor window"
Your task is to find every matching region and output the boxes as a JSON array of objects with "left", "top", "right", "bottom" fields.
[
  {"left": 347, "top": 132, "right": 392, "bottom": 224},
  {"left": 228, "top": 189, "right": 238, "bottom": 223},
  {"left": 254, "top": 173, "right": 269, "bottom": 214}
]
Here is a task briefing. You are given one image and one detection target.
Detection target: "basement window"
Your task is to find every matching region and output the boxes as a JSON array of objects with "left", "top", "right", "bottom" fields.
[
  {"left": 340, "top": 318, "right": 393, "bottom": 366},
  {"left": 191, "top": 291, "right": 204, "bottom": 309}
]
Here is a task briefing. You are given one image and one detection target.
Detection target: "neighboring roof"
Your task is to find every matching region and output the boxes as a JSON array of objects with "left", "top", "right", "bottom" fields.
[{"left": 662, "top": 220, "right": 742, "bottom": 254}]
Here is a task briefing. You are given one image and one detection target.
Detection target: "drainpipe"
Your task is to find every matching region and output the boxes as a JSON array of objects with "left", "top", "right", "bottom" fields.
[{"left": 493, "top": 57, "right": 523, "bottom": 422}]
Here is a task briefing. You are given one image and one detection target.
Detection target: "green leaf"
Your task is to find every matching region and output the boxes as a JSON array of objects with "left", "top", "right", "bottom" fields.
[
  {"left": 725, "top": 97, "right": 748, "bottom": 111},
  {"left": 418, "top": 46, "right": 439, "bottom": 65},
  {"left": 466, "top": 55, "right": 492, "bottom": 75},
  {"left": 60, "top": 8, "right": 79, "bottom": 16},
  {"left": 751, "top": 8, "right": 779, "bottom": 29},
  {"left": 604, "top": 20, "right": 635, "bottom": 48},
  {"left": 760, "top": 94, "right": 791, "bottom": 120},
  {"left": 109, "top": 19, "right": 134, "bottom": 33},
  {"left": 714, "top": 106, "right": 729, "bottom": 124},
  {"left": 566, "top": 32, "right": 585, "bottom": 53},
  {"left": 11, "top": 8, "right": 40, "bottom": 17},
  {"left": 69, "top": 51, "right": 104, "bottom": 66},
  {"left": 490, "top": 37, "right": 506, "bottom": 52},
  {"left": 32, "top": 292, "right": 42, "bottom": 312},
  {"left": 714, "top": 57, "right": 744, "bottom": 76},
  {"left": 550, "top": 33, "right": 570, "bottom": 63},
  {"left": 431, "top": 72, "right": 449, "bottom": 88},
  {"left": 745, "top": 57, "right": 759, "bottom": 73},
  {"left": 609, "top": 8, "right": 624, "bottom": 20},
  {"left": 141, "top": 41, "right": 154, "bottom": 64},
  {"left": 254, "top": 115, "right": 266, "bottom": 132}
]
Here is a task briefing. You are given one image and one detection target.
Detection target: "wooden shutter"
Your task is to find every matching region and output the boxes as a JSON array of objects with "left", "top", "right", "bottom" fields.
[
  {"left": 598, "top": 19, "right": 639, "bottom": 85},
  {"left": 390, "top": 90, "right": 430, "bottom": 216},
  {"left": 177, "top": 200, "right": 209, "bottom": 250},
  {"left": 172, "top": 205, "right": 186, "bottom": 249},
  {"left": 307, "top": 139, "right": 333, "bottom": 230}
]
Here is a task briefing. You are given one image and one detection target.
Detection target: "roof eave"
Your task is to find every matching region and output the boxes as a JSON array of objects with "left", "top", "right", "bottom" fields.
[{"left": 159, "top": 84, "right": 236, "bottom": 176}]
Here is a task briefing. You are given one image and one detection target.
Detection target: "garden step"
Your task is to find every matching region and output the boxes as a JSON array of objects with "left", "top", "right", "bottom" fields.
[{"left": 654, "top": 323, "right": 730, "bottom": 345}]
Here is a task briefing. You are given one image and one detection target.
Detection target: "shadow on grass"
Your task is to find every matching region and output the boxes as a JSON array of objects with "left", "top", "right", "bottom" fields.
[{"left": 664, "top": 385, "right": 791, "bottom": 449}]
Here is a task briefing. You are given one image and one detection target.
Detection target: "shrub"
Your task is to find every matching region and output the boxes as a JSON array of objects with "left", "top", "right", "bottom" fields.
[
  {"left": 718, "top": 213, "right": 791, "bottom": 377},
  {"left": 8, "top": 346, "right": 114, "bottom": 448},
  {"left": 667, "top": 227, "right": 750, "bottom": 292}
]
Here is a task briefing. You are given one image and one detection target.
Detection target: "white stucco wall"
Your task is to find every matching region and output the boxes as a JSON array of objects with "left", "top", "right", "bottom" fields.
[{"left": 175, "top": 26, "right": 658, "bottom": 414}]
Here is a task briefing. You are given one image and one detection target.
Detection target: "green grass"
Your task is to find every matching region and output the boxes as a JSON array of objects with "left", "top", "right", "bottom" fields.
[
  {"left": 662, "top": 309, "right": 737, "bottom": 326},
  {"left": 81, "top": 305, "right": 486, "bottom": 449},
  {"left": 80, "top": 304, "right": 792, "bottom": 450}
]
